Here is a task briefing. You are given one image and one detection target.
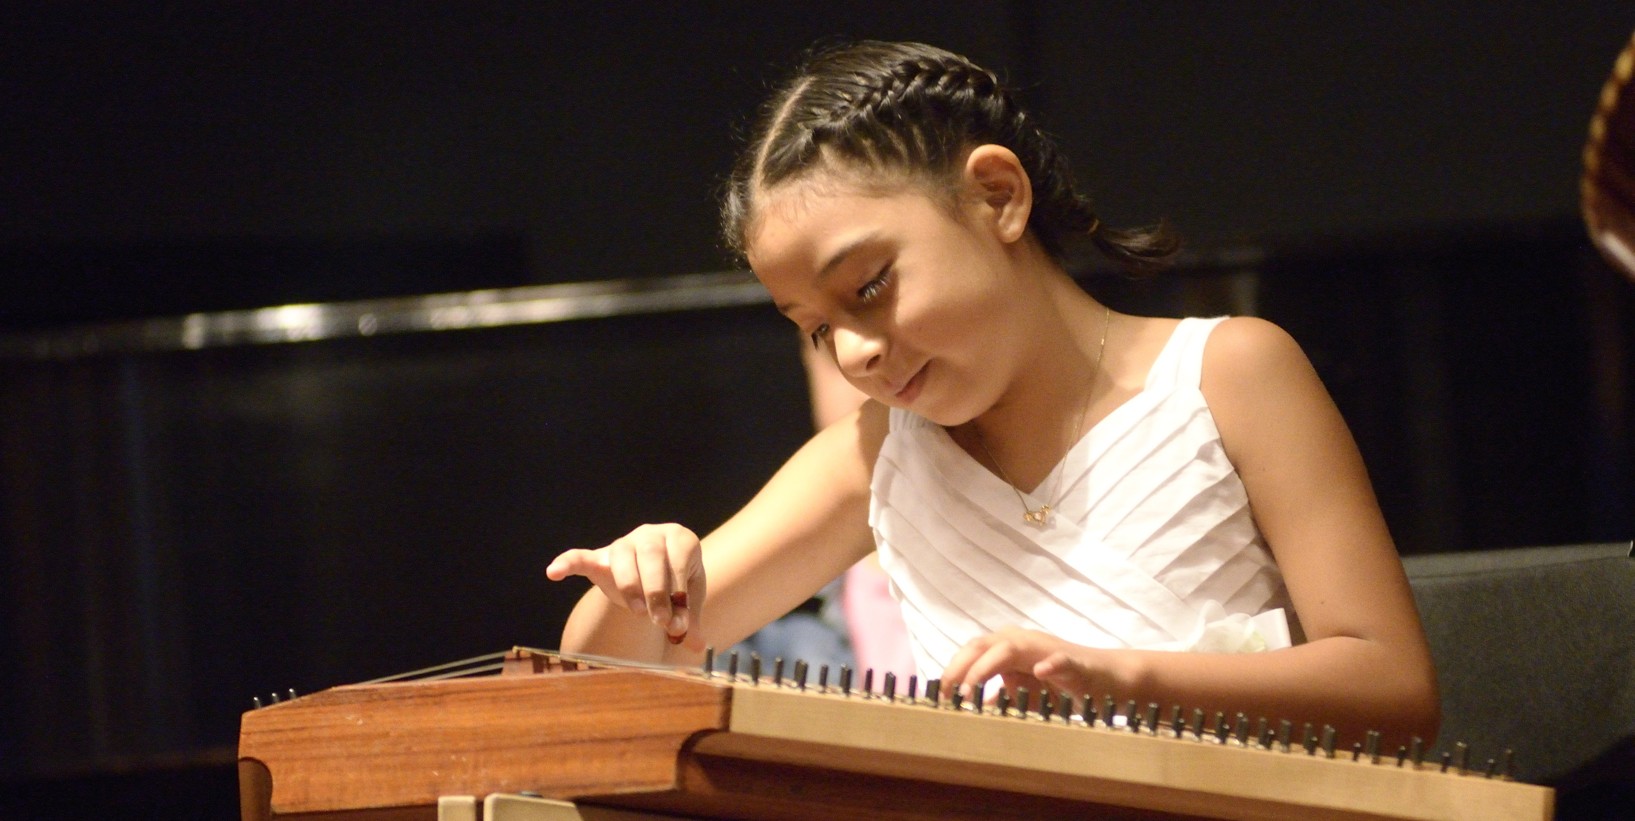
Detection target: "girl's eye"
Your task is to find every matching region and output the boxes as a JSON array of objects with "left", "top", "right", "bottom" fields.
[
  {"left": 857, "top": 268, "right": 892, "bottom": 302},
  {"left": 809, "top": 323, "right": 831, "bottom": 348}
]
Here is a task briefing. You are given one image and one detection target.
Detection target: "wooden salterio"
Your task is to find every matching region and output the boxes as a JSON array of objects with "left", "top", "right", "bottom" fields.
[{"left": 238, "top": 648, "right": 1553, "bottom": 821}]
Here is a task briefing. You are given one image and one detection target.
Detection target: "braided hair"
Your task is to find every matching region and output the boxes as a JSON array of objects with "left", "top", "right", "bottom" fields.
[{"left": 721, "top": 41, "right": 1177, "bottom": 273}]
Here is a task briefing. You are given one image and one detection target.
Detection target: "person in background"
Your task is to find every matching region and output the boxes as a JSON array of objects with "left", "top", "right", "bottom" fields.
[
  {"left": 804, "top": 343, "right": 916, "bottom": 683},
  {"left": 724, "top": 342, "right": 913, "bottom": 683}
]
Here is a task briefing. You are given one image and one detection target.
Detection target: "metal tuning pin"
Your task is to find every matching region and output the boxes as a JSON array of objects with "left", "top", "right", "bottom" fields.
[
  {"left": 269, "top": 691, "right": 281, "bottom": 705},
  {"left": 1144, "top": 703, "right": 1160, "bottom": 735},
  {"left": 749, "top": 654, "right": 762, "bottom": 686},
  {"left": 1396, "top": 746, "right": 1408, "bottom": 767},
  {"left": 1454, "top": 742, "right": 1469, "bottom": 775},
  {"left": 974, "top": 682, "right": 986, "bottom": 715},
  {"left": 728, "top": 651, "right": 740, "bottom": 681},
  {"left": 1278, "top": 719, "right": 1293, "bottom": 753},
  {"left": 1320, "top": 725, "right": 1337, "bottom": 759},
  {"left": 883, "top": 672, "right": 896, "bottom": 703},
  {"left": 1485, "top": 758, "right": 1498, "bottom": 778},
  {"left": 1039, "top": 691, "right": 1054, "bottom": 722},
  {"left": 1057, "top": 694, "right": 1074, "bottom": 725},
  {"left": 1501, "top": 749, "right": 1515, "bottom": 780},
  {"left": 1255, "top": 718, "right": 1271, "bottom": 750},
  {"left": 793, "top": 660, "right": 808, "bottom": 691},
  {"left": 251, "top": 696, "right": 263, "bottom": 710},
  {"left": 1191, "top": 708, "right": 1206, "bottom": 741},
  {"left": 1170, "top": 706, "right": 1185, "bottom": 739},
  {"left": 1302, "top": 723, "right": 1317, "bottom": 756},
  {"left": 1015, "top": 688, "right": 1029, "bottom": 719},
  {"left": 950, "top": 684, "right": 964, "bottom": 712},
  {"left": 1214, "top": 712, "right": 1230, "bottom": 745},
  {"left": 862, "top": 668, "right": 874, "bottom": 698},
  {"left": 906, "top": 675, "right": 918, "bottom": 704},
  {"left": 818, "top": 664, "right": 830, "bottom": 693},
  {"left": 1351, "top": 742, "right": 1363, "bottom": 762},
  {"left": 1440, "top": 751, "right": 1452, "bottom": 774},
  {"left": 1365, "top": 730, "right": 1381, "bottom": 764},
  {"left": 703, "top": 647, "right": 715, "bottom": 678},
  {"left": 1125, "top": 700, "right": 1139, "bottom": 733},
  {"left": 1410, "top": 736, "right": 1425, "bottom": 768},
  {"left": 928, "top": 679, "right": 942, "bottom": 708},
  {"left": 1102, "top": 696, "right": 1117, "bottom": 729},
  {"left": 772, "top": 657, "right": 784, "bottom": 688},
  {"left": 1233, "top": 713, "right": 1249, "bottom": 746},
  {"left": 839, "top": 666, "right": 852, "bottom": 697},
  {"left": 288, "top": 688, "right": 298, "bottom": 701},
  {"left": 995, "top": 688, "right": 1011, "bottom": 717}
]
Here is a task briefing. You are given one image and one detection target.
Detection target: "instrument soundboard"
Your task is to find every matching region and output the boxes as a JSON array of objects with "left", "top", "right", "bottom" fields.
[{"left": 237, "top": 648, "right": 1553, "bottom": 820}]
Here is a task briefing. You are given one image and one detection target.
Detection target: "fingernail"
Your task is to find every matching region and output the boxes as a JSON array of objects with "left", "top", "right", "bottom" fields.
[{"left": 667, "top": 632, "right": 685, "bottom": 645}]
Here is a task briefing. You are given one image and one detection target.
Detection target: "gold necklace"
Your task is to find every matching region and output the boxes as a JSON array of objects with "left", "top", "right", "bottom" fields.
[{"left": 973, "top": 304, "right": 1111, "bottom": 526}]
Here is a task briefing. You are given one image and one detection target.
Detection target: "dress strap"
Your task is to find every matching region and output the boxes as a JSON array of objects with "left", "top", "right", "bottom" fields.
[{"left": 1145, "top": 316, "right": 1229, "bottom": 392}]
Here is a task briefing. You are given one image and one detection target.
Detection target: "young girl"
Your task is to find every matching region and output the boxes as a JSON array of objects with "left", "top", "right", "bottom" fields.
[{"left": 547, "top": 41, "right": 1439, "bottom": 747}]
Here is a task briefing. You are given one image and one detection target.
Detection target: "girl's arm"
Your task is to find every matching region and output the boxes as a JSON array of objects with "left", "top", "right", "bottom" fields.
[
  {"left": 1200, "top": 316, "right": 1440, "bottom": 744},
  {"left": 943, "top": 317, "right": 1440, "bottom": 748},
  {"left": 548, "top": 401, "right": 887, "bottom": 666}
]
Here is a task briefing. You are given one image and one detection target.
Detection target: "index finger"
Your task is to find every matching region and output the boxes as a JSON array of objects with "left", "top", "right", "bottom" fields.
[{"left": 545, "top": 548, "right": 609, "bottom": 582}]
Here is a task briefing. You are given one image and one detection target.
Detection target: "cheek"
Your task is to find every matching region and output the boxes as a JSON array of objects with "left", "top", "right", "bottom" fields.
[{"left": 897, "top": 270, "right": 1004, "bottom": 348}]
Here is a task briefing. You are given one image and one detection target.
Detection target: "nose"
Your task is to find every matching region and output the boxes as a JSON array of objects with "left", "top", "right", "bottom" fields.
[{"left": 832, "top": 324, "right": 885, "bottom": 379}]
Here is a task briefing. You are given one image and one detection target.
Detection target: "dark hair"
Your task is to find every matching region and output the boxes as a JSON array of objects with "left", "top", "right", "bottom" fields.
[{"left": 721, "top": 41, "right": 1178, "bottom": 273}]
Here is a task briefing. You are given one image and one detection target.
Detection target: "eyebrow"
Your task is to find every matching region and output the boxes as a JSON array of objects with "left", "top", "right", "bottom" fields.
[{"left": 773, "top": 231, "right": 881, "bottom": 315}]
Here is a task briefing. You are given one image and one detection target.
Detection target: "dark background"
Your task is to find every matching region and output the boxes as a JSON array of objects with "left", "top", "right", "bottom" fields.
[{"left": 2, "top": 2, "right": 1633, "bottom": 818}]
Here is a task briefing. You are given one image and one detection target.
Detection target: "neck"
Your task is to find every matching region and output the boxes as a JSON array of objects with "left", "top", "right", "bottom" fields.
[{"left": 954, "top": 272, "right": 1113, "bottom": 492}]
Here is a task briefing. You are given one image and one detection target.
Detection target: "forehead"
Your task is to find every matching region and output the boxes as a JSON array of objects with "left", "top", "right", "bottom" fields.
[{"left": 744, "top": 173, "right": 954, "bottom": 270}]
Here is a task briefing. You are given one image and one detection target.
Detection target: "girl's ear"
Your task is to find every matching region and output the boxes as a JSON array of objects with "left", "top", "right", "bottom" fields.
[{"left": 963, "top": 144, "right": 1032, "bottom": 244}]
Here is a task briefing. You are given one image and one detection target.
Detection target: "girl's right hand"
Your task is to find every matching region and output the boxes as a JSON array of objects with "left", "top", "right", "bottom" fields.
[{"left": 545, "top": 523, "right": 706, "bottom": 648}]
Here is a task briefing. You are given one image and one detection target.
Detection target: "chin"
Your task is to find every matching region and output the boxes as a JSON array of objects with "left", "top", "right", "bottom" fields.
[{"left": 907, "top": 397, "right": 978, "bottom": 428}]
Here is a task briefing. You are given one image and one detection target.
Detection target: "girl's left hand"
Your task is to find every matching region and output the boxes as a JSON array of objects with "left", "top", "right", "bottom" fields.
[{"left": 942, "top": 627, "right": 1138, "bottom": 703}]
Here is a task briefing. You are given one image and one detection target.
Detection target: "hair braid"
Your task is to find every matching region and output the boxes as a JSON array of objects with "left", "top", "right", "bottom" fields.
[{"left": 722, "top": 41, "right": 1178, "bottom": 274}]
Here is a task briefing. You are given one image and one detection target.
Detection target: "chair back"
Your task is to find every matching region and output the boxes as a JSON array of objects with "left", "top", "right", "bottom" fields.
[{"left": 1403, "top": 542, "right": 1635, "bottom": 783}]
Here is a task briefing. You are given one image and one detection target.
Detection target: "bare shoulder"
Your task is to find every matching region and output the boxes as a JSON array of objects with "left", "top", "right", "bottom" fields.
[
  {"left": 1197, "top": 316, "right": 1344, "bottom": 463},
  {"left": 1195, "top": 319, "right": 1398, "bottom": 585},
  {"left": 798, "top": 398, "right": 891, "bottom": 489},
  {"left": 856, "top": 398, "right": 892, "bottom": 445},
  {"left": 1199, "top": 315, "right": 1312, "bottom": 387},
  {"left": 830, "top": 398, "right": 890, "bottom": 456}
]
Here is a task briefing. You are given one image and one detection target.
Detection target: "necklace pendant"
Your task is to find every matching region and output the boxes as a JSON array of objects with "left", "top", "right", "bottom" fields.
[{"left": 1022, "top": 505, "right": 1051, "bottom": 525}]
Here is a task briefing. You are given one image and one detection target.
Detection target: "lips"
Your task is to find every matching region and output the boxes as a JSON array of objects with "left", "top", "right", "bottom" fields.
[{"left": 890, "top": 363, "right": 927, "bottom": 404}]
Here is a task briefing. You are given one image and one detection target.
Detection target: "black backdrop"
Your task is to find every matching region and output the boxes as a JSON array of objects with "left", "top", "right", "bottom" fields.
[{"left": 2, "top": 3, "right": 1634, "bottom": 818}]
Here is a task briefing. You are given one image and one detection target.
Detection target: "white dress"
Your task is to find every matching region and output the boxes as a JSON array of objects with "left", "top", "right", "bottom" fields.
[{"left": 868, "top": 317, "right": 1295, "bottom": 680}]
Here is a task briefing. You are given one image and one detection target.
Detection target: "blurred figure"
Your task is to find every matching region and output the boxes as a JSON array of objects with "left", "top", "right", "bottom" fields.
[
  {"left": 723, "top": 343, "right": 915, "bottom": 686},
  {"left": 803, "top": 345, "right": 918, "bottom": 686}
]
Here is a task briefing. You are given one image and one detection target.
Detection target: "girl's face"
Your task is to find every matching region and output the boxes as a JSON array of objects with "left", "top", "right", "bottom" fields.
[{"left": 746, "top": 176, "right": 1030, "bottom": 427}]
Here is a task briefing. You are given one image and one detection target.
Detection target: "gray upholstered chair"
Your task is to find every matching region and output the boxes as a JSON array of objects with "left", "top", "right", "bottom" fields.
[{"left": 1402, "top": 542, "right": 1635, "bottom": 787}]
